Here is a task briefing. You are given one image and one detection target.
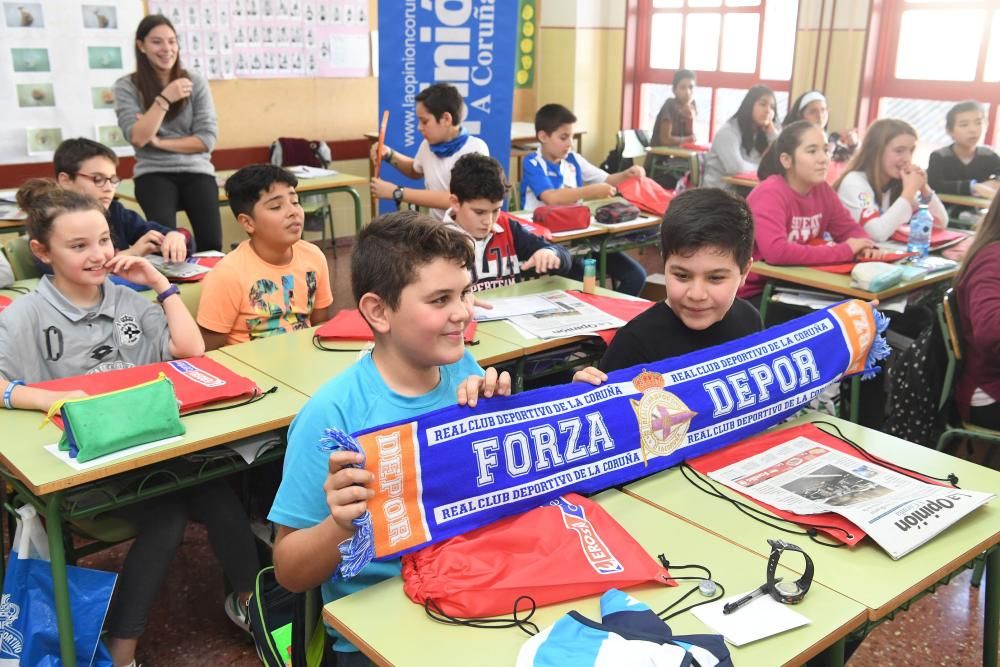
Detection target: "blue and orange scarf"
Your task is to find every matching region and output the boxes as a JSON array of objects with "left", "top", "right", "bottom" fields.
[{"left": 323, "top": 300, "right": 890, "bottom": 578}]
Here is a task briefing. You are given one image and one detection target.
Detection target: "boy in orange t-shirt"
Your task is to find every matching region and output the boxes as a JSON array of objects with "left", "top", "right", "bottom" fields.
[{"left": 197, "top": 165, "right": 333, "bottom": 349}]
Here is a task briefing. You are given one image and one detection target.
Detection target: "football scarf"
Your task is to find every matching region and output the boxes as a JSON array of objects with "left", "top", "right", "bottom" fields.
[
  {"left": 323, "top": 300, "right": 889, "bottom": 579},
  {"left": 429, "top": 127, "right": 471, "bottom": 158}
]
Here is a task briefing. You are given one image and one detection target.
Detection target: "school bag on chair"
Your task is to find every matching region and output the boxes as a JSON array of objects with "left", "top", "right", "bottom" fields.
[
  {"left": 269, "top": 137, "right": 334, "bottom": 235},
  {"left": 248, "top": 567, "right": 325, "bottom": 667}
]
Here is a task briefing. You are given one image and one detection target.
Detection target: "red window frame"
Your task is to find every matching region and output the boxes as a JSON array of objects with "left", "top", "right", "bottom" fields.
[
  {"left": 623, "top": 0, "right": 797, "bottom": 138},
  {"left": 860, "top": 0, "right": 1000, "bottom": 142}
]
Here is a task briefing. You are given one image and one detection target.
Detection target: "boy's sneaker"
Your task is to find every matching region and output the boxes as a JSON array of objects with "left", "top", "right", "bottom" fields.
[{"left": 225, "top": 592, "right": 251, "bottom": 634}]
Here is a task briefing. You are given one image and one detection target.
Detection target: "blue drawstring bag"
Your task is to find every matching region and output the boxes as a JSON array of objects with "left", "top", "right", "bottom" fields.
[{"left": 0, "top": 505, "right": 116, "bottom": 666}]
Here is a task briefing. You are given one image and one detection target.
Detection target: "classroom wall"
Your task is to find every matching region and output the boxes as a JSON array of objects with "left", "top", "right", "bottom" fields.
[
  {"left": 536, "top": 0, "right": 627, "bottom": 166},
  {"left": 792, "top": 0, "right": 871, "bottom": 132}
]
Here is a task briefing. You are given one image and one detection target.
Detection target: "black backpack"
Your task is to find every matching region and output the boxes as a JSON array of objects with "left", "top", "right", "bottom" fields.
[
  {"left": 884, "top": 321, "right": 950, "bottom": 447},
  {"left": 248, "top": 566, "right": 325, "bottom": 667}
]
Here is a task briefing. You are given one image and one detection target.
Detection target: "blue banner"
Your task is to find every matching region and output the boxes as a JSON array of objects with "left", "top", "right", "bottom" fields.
[{"left": 377, "top": 0, "right": 517, "bottom": 214}]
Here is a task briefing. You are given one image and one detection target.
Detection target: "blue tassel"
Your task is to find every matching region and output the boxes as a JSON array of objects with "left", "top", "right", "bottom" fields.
[
  {"left": 861, "top": 306, "right": 892, "bottom": 380},
  {"left": 318, "top": 428, "right": 376, "bottom": 579}
]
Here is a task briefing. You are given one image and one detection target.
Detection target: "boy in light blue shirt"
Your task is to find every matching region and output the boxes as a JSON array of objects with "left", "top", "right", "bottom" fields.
[{"left": 268, "top": 211, "right": 510, "bottom": 664}]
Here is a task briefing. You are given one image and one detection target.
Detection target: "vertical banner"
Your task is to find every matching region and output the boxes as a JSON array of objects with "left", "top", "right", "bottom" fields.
[{"left": 376, "top": 0, "right": 517, "bottom": 214}]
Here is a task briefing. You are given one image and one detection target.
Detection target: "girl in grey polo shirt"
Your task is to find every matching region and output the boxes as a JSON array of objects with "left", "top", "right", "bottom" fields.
[
  {"left": 114, "top": 14, "right": 221, "bottom": 251},
  {"left": 0, "top": 181, "right": 259, "bottom": 667}
]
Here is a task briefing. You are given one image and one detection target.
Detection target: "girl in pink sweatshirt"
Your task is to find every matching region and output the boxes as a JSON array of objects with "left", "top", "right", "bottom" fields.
[{"left": 741, "top": 120, "right": 880, "bottom": 298}]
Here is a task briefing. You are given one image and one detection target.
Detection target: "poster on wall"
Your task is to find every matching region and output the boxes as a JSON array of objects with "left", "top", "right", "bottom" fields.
[
  {"left": 0, "top": 0, "right": 144, "bottom": 165},
  {"left": 515, "top": 0, "right": 535, "bottom": 89},
  {"left": 146, "top": 0, "right": 370, "bottom": 80},
  {"left": 376, "top": 0, "right": 518, "bottom": 214}
]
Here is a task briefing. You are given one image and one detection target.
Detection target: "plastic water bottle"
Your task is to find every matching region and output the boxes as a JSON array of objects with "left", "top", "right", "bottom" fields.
[
  {"left": 582, "top": 258, "right": 597, "bottom": 293},
  {"left": 907, "top": 205, "right": 932, "bottom": 258}
]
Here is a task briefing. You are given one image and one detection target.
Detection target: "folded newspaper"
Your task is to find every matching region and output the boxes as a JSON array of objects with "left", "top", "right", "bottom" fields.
[
  {"left": 506, "top": 290, "right": 627, "bottom": 339},
  {"left": 708, "top": 435, "right": 994, "bottom": 559}
]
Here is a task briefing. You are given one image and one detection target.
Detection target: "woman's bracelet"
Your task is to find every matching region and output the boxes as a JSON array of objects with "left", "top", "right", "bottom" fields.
[
  {"left": 385, "top": 148, "right": 394, "bottom": 164},
  {"left": 155, "top": 94, "right": 170, "bottom": 110}
]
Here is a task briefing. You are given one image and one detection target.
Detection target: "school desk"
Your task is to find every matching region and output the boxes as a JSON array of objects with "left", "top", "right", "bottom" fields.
[
  {"left": 0, "top": 219, "right": 25, "bottom": 236},
  {"left": 0, "top": 351, "right": 309, "bottom": 664},
  {"left": 322, "top": 489, "right": 867, "bottom": 667},
  {"left": 624, "top": 412, "right": 1000, "bottom": 667},
  {"left": 722, "top": 173, "right": 760, "bottom": 189},
  {"left": 217, "top": 325, "right": 526, "bottom": 398},
  {"left": 939, "top": 192, "right": 993, "bottom": 210},
  {"left": 116, "top": 169, "right": 368, "bottom": 236}
]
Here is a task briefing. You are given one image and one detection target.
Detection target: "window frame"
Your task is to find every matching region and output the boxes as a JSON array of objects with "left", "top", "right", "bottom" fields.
[
  {"left": 623, "top": 0, "right": 797, "bottom": 139},
  {"left": 861, "top": 0, "right": 1000, "bottom": 144}
]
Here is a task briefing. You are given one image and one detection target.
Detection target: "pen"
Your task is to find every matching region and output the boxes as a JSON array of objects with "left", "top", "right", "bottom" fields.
[{"left": 722, "top": 579, "right": 780, "bottom": 615}]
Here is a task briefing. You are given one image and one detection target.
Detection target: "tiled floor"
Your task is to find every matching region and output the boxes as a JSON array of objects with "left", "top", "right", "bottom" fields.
[{"left": 74, "top": 244, "right": 999, "bottom": 666}]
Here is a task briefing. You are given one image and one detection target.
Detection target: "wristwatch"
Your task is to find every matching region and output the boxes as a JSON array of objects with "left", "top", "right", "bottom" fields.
[
  {"left": 766, "top": 539, "right": 813, "bottom": 604},
  {"left": 392, "top": 186, "right": 405, "bottom": 208},
  {"left": 156, "top": 284, "right": 180, "bottom": 303}
]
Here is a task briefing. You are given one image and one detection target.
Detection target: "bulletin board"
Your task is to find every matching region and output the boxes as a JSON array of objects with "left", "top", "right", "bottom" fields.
[{"left": 0, "top": 0, "right": 144, "bottom": 164}]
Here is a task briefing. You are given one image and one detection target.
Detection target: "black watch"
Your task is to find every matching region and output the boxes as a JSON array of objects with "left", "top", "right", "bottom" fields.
[
  {"left": 766, "top": 539, "right": 813, "bottom": 604},
  {"left": 392, "top": 186, "right": 404, "bottom": 208}
]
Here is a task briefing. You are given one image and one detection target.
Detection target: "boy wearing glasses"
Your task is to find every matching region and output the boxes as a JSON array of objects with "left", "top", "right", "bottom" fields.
[{"left": 53, "top": 138, "right": 191, "bottom": 262}]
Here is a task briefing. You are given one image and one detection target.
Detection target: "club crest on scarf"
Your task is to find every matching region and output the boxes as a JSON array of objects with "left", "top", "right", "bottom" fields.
[{"left": 630, "top": 370, "right": 696, "bottom": 463}]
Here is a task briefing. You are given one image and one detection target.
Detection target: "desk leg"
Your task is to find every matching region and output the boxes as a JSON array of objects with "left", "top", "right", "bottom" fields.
[
  {"left": 598, "top": 239, "right": 609, "bottom": 287},
  {"left": 46, "top": 492, "right": 77, "bottom": 665},
  {"left": 849, "top": 377, "right": 860, "bottom": 424},
  {"left": 331, "top": 186, "right": 364, "bottom": 234},
  {"left": 814, "top": 637, "right": 846, "bottom": 667},
  {"left": 985, "top": 546, "right": 999, "bottom": 667},
  {"left": 514, "top": 358, "right": 525, "bottom": 394},
  {"left": 759, "top": 282, "right": 773, "bottom": 325}
]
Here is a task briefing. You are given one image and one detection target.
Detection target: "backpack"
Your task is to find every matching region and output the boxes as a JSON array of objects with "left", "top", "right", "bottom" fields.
[
  {"left": 269, "top": 138, "right": 333, "bottom": 233},
  {"left": 884, "top": 321, "right": 950, "bottom": 448},
  {"left": 248, "top": 566, "right": 325, "bottom": 667}
]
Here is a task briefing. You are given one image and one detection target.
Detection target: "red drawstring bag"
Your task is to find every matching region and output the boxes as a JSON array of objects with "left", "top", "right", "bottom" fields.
[
  {"left": 32, "top": 356, "right": 261, "bottom": 424},
  {"left": 616, "top": 176, "right": 675, "bottom": 216},
  {"left": 315, "top": 309, "right": 476, "bottom": 343},
  {"left": 401, "top": 493, "right": 674, "bottom": 618},
  {"left": 0, "top": 296, "right": 10, "bottom": 314}
]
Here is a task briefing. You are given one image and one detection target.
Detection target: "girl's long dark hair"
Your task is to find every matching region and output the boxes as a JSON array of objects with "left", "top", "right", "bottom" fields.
[
  {"left": 733, "top": 85, "right": 778, "bottom": 157},
  {"left": 132, "top": 14, "right": 188, "bottom": 121},
  {"left": 956, "top": 196, "right": 1000, "bottom": 284},
  {"left": 757, "top": 121, "right": 818, "bottom": 181}
]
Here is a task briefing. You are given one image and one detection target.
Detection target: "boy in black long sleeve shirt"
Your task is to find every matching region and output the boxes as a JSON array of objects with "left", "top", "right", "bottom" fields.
[{"left": 927, "top": 101, "right": 1000, "bottom": 199}]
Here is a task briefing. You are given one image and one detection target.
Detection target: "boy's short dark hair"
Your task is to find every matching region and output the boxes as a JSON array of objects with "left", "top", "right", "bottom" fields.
[
  {"left": 352, "top": 210, "right": 474, "bottom": 310},
  {"left": 535, "top": 104, "right": 577, "bottom": 136},
  {"left": 660, "top": 188, "right": 754, "bottom": 269},
  {"left": 672, "top": 69, "right": 696, "bottom": 87},
  {"left": 224, "top": 164, "right": 299, "bottom": 218},
  {"left": 946, "top": 100, "right": 985, "bottom": 131},
  {"left": 53, "top": 138, "right": 118, "bottom": 176},
  {"left": 450, "top": 154, "right": 509, "bottom": 203},
  {"left": 416, "top": 83, "right": 464, "bottom": 126}
]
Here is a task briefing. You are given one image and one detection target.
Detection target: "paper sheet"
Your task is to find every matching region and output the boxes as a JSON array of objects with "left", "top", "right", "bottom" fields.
[
  {"left": 44, "top": 436, "right": 184, "bottom": 471},
  {"left": 287, "top": 165, "right": 339, "bottom": 178},
  {"left": 691, "top": 589, "right": 810, "bottom": 646},
  {"left": 473, "top": 295, "right": 562, "bottom": 321}
]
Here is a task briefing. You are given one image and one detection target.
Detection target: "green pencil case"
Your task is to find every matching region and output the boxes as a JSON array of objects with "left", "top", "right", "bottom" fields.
[{"left": 46, "top": 373, "right": 186, "bottom": 463}]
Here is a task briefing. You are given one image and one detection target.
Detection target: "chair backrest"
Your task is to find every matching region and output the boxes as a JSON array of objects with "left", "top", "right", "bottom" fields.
[
  {"left": 941, "top": 288, "right": 963, "bottom": 361},
  {"left": 618, "top": 129, "right": 649, "bottom": 160},
  {"left": 936, "top": 288, "right": 963, "bottom": 412},
  {"left": 3, "top": 236, "right": 41, "bottom": 280}
]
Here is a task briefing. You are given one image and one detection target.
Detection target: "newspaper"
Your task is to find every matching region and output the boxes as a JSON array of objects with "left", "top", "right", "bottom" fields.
[
  {"left": 708, "top": 435, "right": 994, "bottom": 560},
  {"left": 506, "top": 290, "right": 627, "bottom": 339}
]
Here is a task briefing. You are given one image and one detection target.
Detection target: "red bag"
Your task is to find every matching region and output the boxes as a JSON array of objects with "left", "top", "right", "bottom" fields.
[
  {"left": 616, "top": 176, "right": 675, "bottom": 216},
  {"left": 0, "top": 295, "right": 10, "bottom": 314},
  {"left": 532, "top": 205, "right": 591, "bottom": 233},
  {"left": 316, "top": 308, "right": 476, "bottom": 343},
  {"left": 401, "top": 493, "right": 673, "bottom": 618},
  {"left": 507, "top": 214, "right": 553, "bottom": 241},
  {"left": 32, "top": 356, "right": 261, "bottom": 424}
]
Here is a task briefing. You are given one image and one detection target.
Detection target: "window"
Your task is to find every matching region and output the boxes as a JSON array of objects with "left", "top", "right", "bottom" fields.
[
  {"left": 864, "top": 0, "right": 1000, "bottom": 155},
  {"left": 624, "top": 0, "right": 798, "bottom": 140}
]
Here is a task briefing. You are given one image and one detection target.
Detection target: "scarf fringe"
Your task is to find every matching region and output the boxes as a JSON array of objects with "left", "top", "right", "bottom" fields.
[
  {"left": 861, "top": 306, "right": 892, "bottom": 380},
  {"left": 320, "top": 428, "right": 376, "bottom": 579}
]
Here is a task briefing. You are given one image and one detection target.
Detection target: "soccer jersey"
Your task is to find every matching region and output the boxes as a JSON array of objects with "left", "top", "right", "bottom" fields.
[{"left": 520, "top": 150, "right": 608, "bottom": 212}]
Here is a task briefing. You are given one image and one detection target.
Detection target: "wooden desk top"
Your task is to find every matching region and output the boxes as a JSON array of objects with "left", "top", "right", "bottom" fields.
[
  {"left": 646, "top": 145, "right": 698, "bottom": 159},
  {"left": 939, "top": 192, "right": 993, "bottom": 209},
  {"left": 1, "top": 351, "right": 309, "bottom": 496},
  {"left": 722, "top": 174, "right": 760, "bottom": 188},
  {"left": 116, "top": 169, "right": 367, "bottom": 205},
  {"left": 750, "top": 260, "right": 957, "bottom": 300},
  {"left": 324, "top": 490, "right": 866, "bottom": 667},
  {"left": 625, "top": 413, "right": 1000, "bottom": 620}
]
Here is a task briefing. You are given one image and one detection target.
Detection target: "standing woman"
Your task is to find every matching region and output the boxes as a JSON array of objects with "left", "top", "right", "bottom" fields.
[
  {"left": 703, "top": 85, "right": 780, "bottom": 189},
  {"left": 114, "top": 15, "right": 222, "bottom": 251}
]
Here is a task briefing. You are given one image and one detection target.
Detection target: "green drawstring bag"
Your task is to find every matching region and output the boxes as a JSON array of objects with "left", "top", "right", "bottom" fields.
[{"left": 45, "top": 373, "right": 185, "bottom": 463}]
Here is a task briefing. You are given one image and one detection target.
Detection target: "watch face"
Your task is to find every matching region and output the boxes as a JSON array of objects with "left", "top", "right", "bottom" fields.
[{"left": 774, "top": 580, "right": 801, "bottom": 597}]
